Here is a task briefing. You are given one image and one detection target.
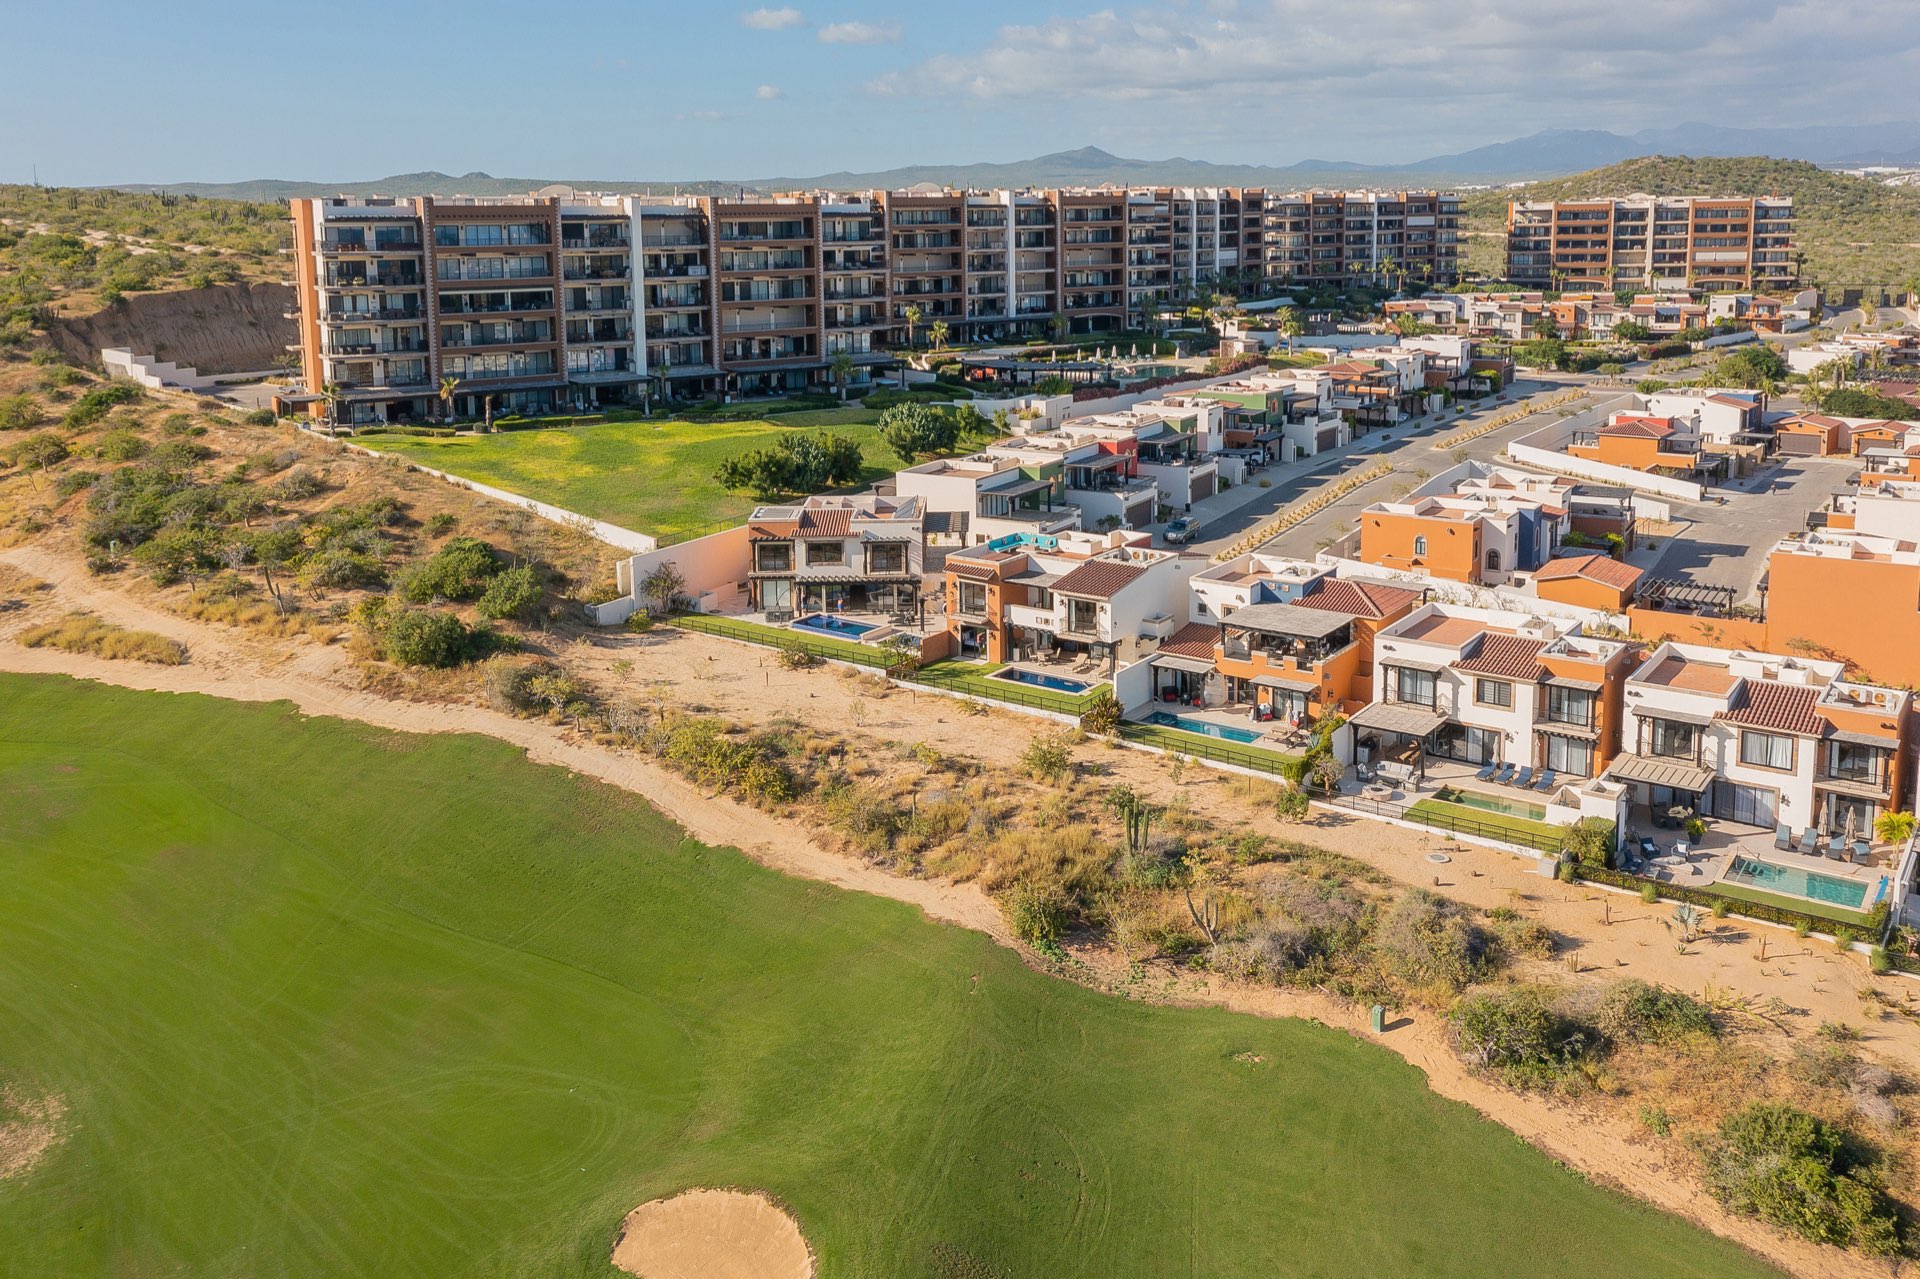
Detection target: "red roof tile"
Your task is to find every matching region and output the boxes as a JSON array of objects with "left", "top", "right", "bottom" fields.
[
  {"left": 1534, "top": 553, "right": 1645, "bottom": 592},
  {"left": 1160, "top": 621, "right": 1219, "bottom": 659},
  {"left": 1295, "top": 578, "right": 1422, "bottom": 620},
  {"left": 1718, "top": 682, "right": 1824, "bottom": 736},
  {"left": 796, "top": 507, "right": 853, "bottom": 537},
  {"left": 1050, "top": 559, "right": 1147, "bottom": 599},
  {"left": 1453, "top": 633, "right": 1547, "bottom": 681},
  {"left": 1603, "top": 415, "right": 1679, "bottom": 439},
  {"left": 945, "top": 560, "right": 1000, "bottom": 581}
]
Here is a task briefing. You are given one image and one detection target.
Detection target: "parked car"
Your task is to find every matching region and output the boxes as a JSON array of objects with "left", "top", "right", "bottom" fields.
[{"left": 1162, "top": 516, "right": 1197, "bottom": 545}]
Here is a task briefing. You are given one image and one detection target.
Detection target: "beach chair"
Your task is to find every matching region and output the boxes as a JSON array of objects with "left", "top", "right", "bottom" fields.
[
  {"left": 1533, "top": 768, "right": 1556, "bottom": 793},
  {"left": 1826, "top": 836, "right": 1848, "bottom": 861},
  {"left": 1773, "top": 823, "right": 1792, "bottom": 851},
  {"left": 1492, "top": 763, "right": 1515, "bottom": 785},
  {"left": 1512, "top": 765, "right": 1535, "bottom": 789},
  {"left": 1852, "top": 842, "right": 1872, "bottom": 864},
  {"left": 1474, "top": 760, "right": 1497, "bottom": 782},
  {"left": 1797, "top": 828, "right": 1818, "bottom": 854}
]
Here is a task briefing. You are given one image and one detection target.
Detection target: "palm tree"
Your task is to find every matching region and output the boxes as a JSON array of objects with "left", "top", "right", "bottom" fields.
[
  {"left": 903, "top": 303, "right": 923, "bottom": 349},
  {"left": 482, "top": 393, "right": 496, "bottom": 434},
  {"left": 1138, "top": 293, "right": 1161, "bottom": 336},
  {"left": 437, "top": 375, "right": 460, "bottom": 423},
  {"left": 1378, "top": 253, "right": 1400, "bottom": 296},
  {"left": 1275, "top": 306, "right": 1303, "bottom": 353},
  {"left": 319, "top": 381, "right": 342, "bottom": 436},
  {"left": 829, "top": 350, "right": 856, "bottom": 401},
  {"left": 929, "top": 319, "right": 949, "bottom": 351},
  {"left": 1048, "top": 312, "right": 1068, "bottom": 342}
]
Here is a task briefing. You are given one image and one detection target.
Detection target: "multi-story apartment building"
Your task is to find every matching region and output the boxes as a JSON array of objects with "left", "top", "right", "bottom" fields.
[
  {"left": 1505, "top": 195, "right": 1795, "bottom": 292},
  {"left": 1260, "top": 190, "right": 1461, "bottom": 290},
  {"left": 289, "top": 183, "right": 1461, "bottom": 423}
]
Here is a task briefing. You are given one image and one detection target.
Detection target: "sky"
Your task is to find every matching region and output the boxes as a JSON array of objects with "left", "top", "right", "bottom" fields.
[{"left": 4, "top": 0, "right": 1919, "bottom": 186}]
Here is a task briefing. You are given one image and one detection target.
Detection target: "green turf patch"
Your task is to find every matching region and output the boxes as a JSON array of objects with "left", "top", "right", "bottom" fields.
[
  {"left": 912, "top": 660, "right": 1109, "bottom": 715},
  {"left": 670, "top": 612, "right": 897, "bottom": 667},
  {"left": 1118, "top": 719, "right": 1304, "bottom": 776},
  {"left": 1405, "top": 798, "right": 1568, "bottom": 854},
  {"left": 0, "top": 674, "right": 1783, "bottom": 1278},
  {"left": 1705, "top": 878, "right": 1874, "bottom": 926},
  {"left": 354, "top": 411, "right": 889, "bottom": 544}
]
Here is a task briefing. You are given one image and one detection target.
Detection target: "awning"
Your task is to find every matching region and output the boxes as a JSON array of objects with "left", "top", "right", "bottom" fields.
[
  {"left": 1538, "top": 723, "right": 1600, "bottom": 742},
  {"left": 1605, "top": 754, "right": 1713, "bottom": 793},
  {"left": 1543, "top": 676, "right": 1603, "bottom": 693},
  {"left": 1826, "top": 728, "right": 1898, "bottom": 748},
  {"left": 1251, "top": 672, "right": 1318, "bottom": 691},
  {"left": 1380, "top": 657, "right": 1448, "bottom": 674},
  {"left": 992, "top": 477, "right": 1055, "bottom": 498},
  {"left": 1150, "top": 653, "right": 1217, "bottom": 675},
  {"left": 1348, "top": 702, "right": 1446, "bottom": 738},
  {"left": 1635, "top": 706, "right": 1715, "bottom": 727},
  {"left": 1817, "top": 776, "right": 1893, "bottom": 801}
]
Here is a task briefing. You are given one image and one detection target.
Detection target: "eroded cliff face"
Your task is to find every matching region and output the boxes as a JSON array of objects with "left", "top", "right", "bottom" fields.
[{"left": 52, "top": 282, "right": 297, "bottom": 374}]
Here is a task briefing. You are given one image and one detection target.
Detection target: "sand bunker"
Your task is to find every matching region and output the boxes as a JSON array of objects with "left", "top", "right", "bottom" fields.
[
  {"left": 0, "top": 1086, "right": 67, "bottom": 1181},
  {"left": 611, "top": 1188, "right": 813, "bottom": 1279}
]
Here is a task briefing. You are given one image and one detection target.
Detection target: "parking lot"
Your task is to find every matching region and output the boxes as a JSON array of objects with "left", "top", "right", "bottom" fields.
[{"left": 1633, "top": 454, "right": 1857, "bottom": 604}]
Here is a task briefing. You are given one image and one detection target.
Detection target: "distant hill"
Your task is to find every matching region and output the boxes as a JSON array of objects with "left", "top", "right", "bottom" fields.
[
  {"left": 753, "top": 145, "right": 1392, "bottom": 191},
  {"left": 107, "top": 171, "right": 743, "bottom": 202},
  {"left": 1457, "top": 156, "right": 1920, "bottom": 291}
]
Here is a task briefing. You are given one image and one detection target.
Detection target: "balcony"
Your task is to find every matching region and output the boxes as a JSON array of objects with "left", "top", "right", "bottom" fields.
[
  {"left": 320, "top": 239, "right": 421, "bottom": 256},
  {"left": 564, "top": 265, "right": 632, "bottom": 282},
  {"left": 722, "top": 317, "right": 814, "bottom": 335}
]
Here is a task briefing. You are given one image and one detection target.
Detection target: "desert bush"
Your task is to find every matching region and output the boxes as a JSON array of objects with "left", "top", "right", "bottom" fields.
[
  {"left": 777, "top": 647, "right": 819, "bottom": 669},
  {"left": 0, "top": 392, "right": 46, "bottom": 430},
  {"left": 380, "top": 607, "right": 473, "bottom": 668},
  {"left": 1449, "top": 986, "right": 1597, "bottom": 1090},
  {"left": 476, "top": 564, "right": 542, "bottom": 622},
  {"left": 62, "top": 381, "right": 141, "bottom": 428},
  {"left": 241, "top": 408, "right": 276, "bottom": 427},
  {"left": 1006, "top": 879, "right": 1071, "bottom": 947},
  {"left": 1078, "top": 689, "right": 1122, "bottom": 735},
  {"left": 54, "top": 469, "right": 98, "bottom": 499},
  {"left": 94, "top": 427, "right": 149, "bottom": 462},
  {"left": 1694, "top": 1103, "right": 1901, "bottom": 1254},
  {"left": 1019, "top": 731, "right": 1073, "bottom": 782},
  {"left": 424, "top": 511, "right": 457, "bottom": 537},
  {"left": 1374, "top": 888, "right": 1497, "bottom": 996},
  {"left": 643, "top": 713, "right": 797, "bottom": 805},
  {"left": 399, "top": 536, "right": 501, "bottom": 603},
  {"left": 17, "top": 612, "right": 186, "bottom": 665},
  {"left": 297, "top": 547, "right": 384, "bottom": 592},
  {"left": 1593, "top": 980, "right": 1715, "bottom": 1045}
]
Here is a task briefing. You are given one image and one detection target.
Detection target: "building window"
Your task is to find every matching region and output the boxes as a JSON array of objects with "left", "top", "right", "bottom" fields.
[
  {"left": 1474, "top": 678, "right": 1511, "bottom": 708},
  {"left": 1485, "top": 549, "right": 1502, "bottom": 572},
  {"left": 1392, "top": 666, "right": 1437, "bottom": 707},
  {"left": 957, "top": 582, "right": 988, "bottom": 615},
  {"left": 1543, "top": 734, "right": 1595, "bottom": 777},
  {"left": 867, "top": 542, "right": 906, "bottom": 575},
  {"left": 754, "top": 543, "right": 793, "bottom": 573},
  {"left": 1412, "top": 535, "right": 1429, "bottom": 558},
  {"left": 805, "top": 540, "right": 844, "bottom": 567},
  {"left": 759, "top": 578, "right": 794, "bottom": 612},
  {"left": 1542, "top": 685, "right": 1595, "bottom": 728},
  {"left": 1825, "top": 740, "right": 1888, "bottom": 787},
  {"left": 1646, "top": 718, "right": 1698, "bottom": 760},
  {"left": 1739, "top": 730, "right": 1796, "bottom": 771}
]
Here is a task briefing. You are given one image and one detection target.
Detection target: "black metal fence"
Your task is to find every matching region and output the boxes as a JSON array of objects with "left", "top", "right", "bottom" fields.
[
  {"left": 1116, "top": 723, "right": 1303, "bottom": 777},
  {"left": 1331, "top": 793, "right": 1567, "bottom": 855}
]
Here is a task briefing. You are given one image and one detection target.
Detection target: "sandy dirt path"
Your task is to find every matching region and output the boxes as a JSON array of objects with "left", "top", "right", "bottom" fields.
[{"left": 0, "top": 544, "right": 1890, "bottom": 1277}]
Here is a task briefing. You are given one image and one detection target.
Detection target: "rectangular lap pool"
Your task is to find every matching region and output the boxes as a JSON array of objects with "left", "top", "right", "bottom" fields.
[
  {"left": 1724, "top": 856, "right": 1869, "bottom": 910},
  {"left": 1144, "top": 710, "right": 1263, "bottom": 744},
  {"left": 1434, "top": 786, "right": 1546, "bottom": 823},
  {"left": 991, "top": 667, "right": 1094, "bottom": 695},
  {"left": 790, "top": 614, "right": 878, "bottom": 639}
]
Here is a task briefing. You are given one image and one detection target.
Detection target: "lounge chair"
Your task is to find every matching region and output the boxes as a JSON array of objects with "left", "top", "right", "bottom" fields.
[
  {"left": 1797, "top": 828, "right": 1818, "bottom": 854},
  {"left": 1474, "top": 760, "right": 1498, "bottom": 781},
  {"left": 1512, "top": 765, "right": 1535, "bottom": 789},
  {"left": 1637, "top": 836, "right": 1661, "bottom": 861},
  {"left": 1773, "top": 823, "right": 1792, "bottom": 851},
  {"left": 1533, "top": 768, "right": 1556, "bottom": 793},
  {"left": 1852, "top": 842, "right": 1873, "bottom": 864},
  {"left": 1826, "top": 837, "right": 1848, "bottom": 862},
  {"left": 1492, "top": 763, "right": 1515, "bottom": 785}
]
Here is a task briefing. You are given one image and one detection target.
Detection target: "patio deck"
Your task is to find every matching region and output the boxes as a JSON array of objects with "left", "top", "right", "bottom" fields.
[
  {"left": 1125, "top": 703, "right": 1312, "bottom": 753},
  {"left": 1618, "top": 804, "right": 1895, "bottom": 911}
]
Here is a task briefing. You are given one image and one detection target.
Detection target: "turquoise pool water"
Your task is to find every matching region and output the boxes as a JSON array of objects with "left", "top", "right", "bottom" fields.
[
  {"left": 1145, "top": 711, "right": 1262, "bottom": 744},
  {"left": 790, "top": 614, "right": 878, "bottom": 638},
  {"left": 1725, "top": 856, "right": 1869, "bottom": 910},
  {"left": 1439, "top": 787, "right": 1547, "bottom": 823},
  {"left": 993, "top": 667, "right": 1093, "bottom": 694}
]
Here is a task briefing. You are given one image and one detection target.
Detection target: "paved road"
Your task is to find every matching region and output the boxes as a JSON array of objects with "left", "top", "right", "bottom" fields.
[
  {"left": 1639, "top": 454, "right": 1857, "bottom": 603},
  {"left": 1182, "top": 373, "right": 1600, "bottom": 560}
]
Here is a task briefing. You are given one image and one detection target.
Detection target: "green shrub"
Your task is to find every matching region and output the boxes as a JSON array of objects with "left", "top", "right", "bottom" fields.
[
  {"left": 1019, "top": 731, "right": 1073, "bottom": 783},
  {"left": 0, "top": 391, "right": 45, "bottom": 430},
  {"left": 624, "top": 611, "right": 655, "bottom": 634},
  {"left": 1449, "top": 986, "right": 1596, "bottom": 1090},
  {"left": 95, "top": 428, "right": 149, "bottom": 462},
  {"left": 1078, "top": 689, "right": 1122, "bottom": 735},
  {"left": 1694, "top": 1104, "right": 1902, "bottom": 1254},
  {"left": 381, "top": 608, "right": 473, "bottom": 668},
  {"left": 1374, "top": 889, "right": 1497, "bottom": 995},
  {"left": 476, "top": 564, "right": 542, "bottom": 622},
  {"left": 62, "top": 381, "right": 142, "bottom": 428},
  {"left": 1006, "top": 880, "right": 1071, "bottom": 947},
  {"left": 54, "top": 470, "right": 99, "bottom": 499},
  {"left": 1594, "top": 980, "right": 1715, "bottom": 1045},
  {"left": 1560, "top": 817, "right": 1615, "bottom": 869},
  {"left": 399, "top": 536, "right": 502, "bottom": 603},
  {"left": 424, "top": 512, "right": 457, "bottom": 537},
  {"left": 241, "top": 408, "right": 277, "bottom": 427}
]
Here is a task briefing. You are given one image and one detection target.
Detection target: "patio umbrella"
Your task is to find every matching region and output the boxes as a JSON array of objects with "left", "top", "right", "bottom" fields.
[{"left": 1844, "top": 808, "right": 1859, "bottom": 845}]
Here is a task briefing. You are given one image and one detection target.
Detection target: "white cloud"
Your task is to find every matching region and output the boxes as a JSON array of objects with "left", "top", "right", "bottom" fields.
[
  {"left": 819, "top": 19, "right": 901, "bottom": 44},
  {"left": 741, "top": 6, "right": 804, "bottom": 30},
  {"left": 756, "top": 84, "right": 785, "bottom": 100},
  {"left": 864, "top": 1, "right": 1920, "bottom": 159}
]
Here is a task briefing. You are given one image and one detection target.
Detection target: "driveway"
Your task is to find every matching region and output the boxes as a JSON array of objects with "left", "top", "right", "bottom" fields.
[{"left": 1639, "top": 455, "right": 1857, "bottom": 603}]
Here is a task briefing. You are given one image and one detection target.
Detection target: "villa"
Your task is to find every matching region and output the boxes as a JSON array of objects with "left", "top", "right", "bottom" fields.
[
  {"left": 745, "top": 494, "right": 927, "bottom": 620},
  {"left": 943, "top": 533, "right": 1194, "bottom": 668}
]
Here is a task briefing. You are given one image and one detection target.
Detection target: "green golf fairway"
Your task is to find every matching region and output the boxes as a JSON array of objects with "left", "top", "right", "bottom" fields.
[{"left": 0, "top": 675, "right": 1779, "bottom": 1277}]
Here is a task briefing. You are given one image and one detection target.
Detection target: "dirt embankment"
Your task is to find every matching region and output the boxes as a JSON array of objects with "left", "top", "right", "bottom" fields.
[{"left": 50, "top": 282, "right": 296, "bottom": 374}]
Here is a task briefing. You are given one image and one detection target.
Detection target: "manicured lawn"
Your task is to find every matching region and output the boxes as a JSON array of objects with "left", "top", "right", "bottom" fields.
[
  {"left": 671, "top": 611, "right": 898, "bottom": 667},
  {"left": 1406, "top": 797, "right": 1569, "bottom": 853},
  {"left": 354, "top": 409, "right": 887, "bottom": 544},
  {"left": 1118, "top": 718, "right": 1304, "bottom": 777},
  {"left": 0, "top": 675, "right": 1781, "bottom": 1278}
]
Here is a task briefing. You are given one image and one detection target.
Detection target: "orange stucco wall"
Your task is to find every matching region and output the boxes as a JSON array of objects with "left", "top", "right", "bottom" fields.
[
  {"left": 288, "top": 199, "right": 324, "bottom": 420},
  {"left": 1216, "top": 639, "right": 1363, "bottom": 710},
  {"left": 1537, "top": 574, "right": 1632, "bottom": 612},
  {"left": 1361, "top": 513, "right": 1482, "bottom": 582},
  {"left": 1567, "top": 435, "right": 1692, "bottom": 472}
]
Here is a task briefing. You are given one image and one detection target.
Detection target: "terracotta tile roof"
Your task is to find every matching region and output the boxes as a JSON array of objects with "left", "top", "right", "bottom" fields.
[
  {"left": 1453, "top": 633, "right": 1547, "bottom": 681},
  {"left": 1534, "top": 553, "right": 1645, "bottom": 592},
  {"left": 796, "top": 507, "right": 853, "bottom": 538},
  {"left": 1160, "top": 621, "right": 1219, "bottom": 659},
  {"left": 1603, "top": 414, "right": 1679, "bottom": 438},
  {"left": 1294, "top": 578, "right": 1422, "bottom": 620},
  {"left": 1706, "top": 393, "right": 1756, "bottom": 407},
  {"left": 1050, "top": 559, "right": 1147, "bottom": 599},
  {"left": 1718, "top": 681, "right": 1824, "bottom": 736},
  {"left": 945, "top": 560, "right": 999, "bottom": 581}
]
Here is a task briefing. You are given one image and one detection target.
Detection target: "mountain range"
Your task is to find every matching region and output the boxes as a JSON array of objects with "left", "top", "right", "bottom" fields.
[{"left": 100, "top": 121, "right": 1920, "bottom": 201}]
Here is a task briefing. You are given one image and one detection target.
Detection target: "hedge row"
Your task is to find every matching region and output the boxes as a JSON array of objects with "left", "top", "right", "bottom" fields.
[
  {"left": 354, "top": 425, "right": 457, "bottom": 438},
  {"left": 1572, "top": 863, "right": 1866, "bottom": 935}
]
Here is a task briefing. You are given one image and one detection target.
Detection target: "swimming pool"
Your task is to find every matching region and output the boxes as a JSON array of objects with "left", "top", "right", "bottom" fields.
[
  {"left": 1724, "top": 856, "right": 1869, "bottom": 910},
  {"left": 1435, "top": 787, "right": 1547, "bottom": 823},
  {"left": 991, "top": 667, "right": 1093, "bottom": 695},
  {"left": 790, "top": 614, "right": 878, "bottom": 639},
  {"left": 1144, "top": 710, "right": 1263, "bottom": 744}
]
